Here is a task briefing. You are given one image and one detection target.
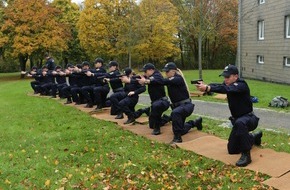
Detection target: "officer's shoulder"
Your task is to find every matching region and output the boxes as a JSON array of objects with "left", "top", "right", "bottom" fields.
[{"left": 237, "top": 78, "right": 248, "bottom": 84}]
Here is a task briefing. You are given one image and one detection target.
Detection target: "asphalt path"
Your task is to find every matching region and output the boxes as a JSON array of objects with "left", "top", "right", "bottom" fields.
[{"left": 138, "top": 94, "right": 290, "bottom": 134}]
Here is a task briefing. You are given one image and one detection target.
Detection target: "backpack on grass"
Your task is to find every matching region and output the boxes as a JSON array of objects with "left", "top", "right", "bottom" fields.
[{"left": 269, "top": 96, "right": 289, "bottom": 108}]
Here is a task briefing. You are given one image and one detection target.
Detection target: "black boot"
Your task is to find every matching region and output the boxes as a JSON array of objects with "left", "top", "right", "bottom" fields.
[
  {"left": 115, "top": 113, "right": 124, "bottom": 119},
  {"left": 152, "top": 127, "right": 161, "bottom": 135},
  {"left": 64, "top": 100, "right": 72, "bottom": 104},
  {"left": 85, "top": 103, "right": 93, "bottom": 108},
  {"left": 236, "top": 151, "right": 251, "bottom": 167},
  {"left": 160, "top": 114, "right": 171, "bottom": 126},
  {"left": 124, "top": 116, "right": 135, "bottom": 124},
  {"left": 252, "top": 131, "right": 263, "bottom": 146},
  {"left": 94, "top": 105, "right": 103, "bottom": 111},
  {"left": 170, "top": 134, "right": 182, "bottom": 144},
  {"left": 194, "top": 117, "right": 203, "bottom": 130},
  {"left": 143, "top": 107, "right": 150, "bottom": 116},
  {"left": 136, "top": 107, "right": 150, "bottom": 117}
]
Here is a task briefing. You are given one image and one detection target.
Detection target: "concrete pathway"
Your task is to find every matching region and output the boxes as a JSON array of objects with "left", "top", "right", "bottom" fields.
[{"left": 138, "top": 94, "right": 290, "bottom": 134}]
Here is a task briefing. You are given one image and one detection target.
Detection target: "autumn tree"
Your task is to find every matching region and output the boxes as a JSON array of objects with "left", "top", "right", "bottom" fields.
[
  {"left": 206, "top": 0, "right": 238, "bottom": 67},
  {"left": 77, "top": 0, "right": 136, "bottom": 66},
  {"left": 51, "top": 0, "right": 86, "bottom": 65},
  {"left": 134, "top": 0, "right": 179, "bottom": 65},
  {"left": 0, "top": 0, "right": 70, "bottom": 73},
  {"left": 0, "top": 1, "right": 7, "bottom": 58},
  {"left": 172, "top": 0, "right": 238, "bottom": 69}
]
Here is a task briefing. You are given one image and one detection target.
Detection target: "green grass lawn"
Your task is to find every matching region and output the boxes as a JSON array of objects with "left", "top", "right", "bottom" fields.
[{"left": 0, "top": 72, "right": 288, "bottom": 189}]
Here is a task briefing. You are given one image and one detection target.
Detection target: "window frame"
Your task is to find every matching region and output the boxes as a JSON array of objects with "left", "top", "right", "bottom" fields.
[
  {"left": 259, "top": 0, "right": 265, "bottom": 5},
  {"left": 257, "top": 55, "right": 264, "bottom": 64},
  {"left": 284, "top": 57, "right": 290, "bottom": 67},
  {"left": 286, "top": 16, "right": 290, "bottom": 38},
  {"left": 258, "top": 20, "right": 265, "bottom": 40}
]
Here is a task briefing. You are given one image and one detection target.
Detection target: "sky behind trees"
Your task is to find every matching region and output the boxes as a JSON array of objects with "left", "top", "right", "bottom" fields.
[{"left": 71, "top": 0, "right": 82, "bottom": 4}]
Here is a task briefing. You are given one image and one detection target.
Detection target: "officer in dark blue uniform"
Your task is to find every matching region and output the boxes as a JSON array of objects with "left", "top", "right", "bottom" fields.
[
  {"left": 51, "top": 66, "right": 67, "bottom": 98},
  {"left": 85, "top": 58, "right": 110, "bottom": 111},
  {"left": 136, "top": 63, "right": 170, "bottom": 135},
  {"left": 162, "top": 62, "right": 203, "bottom": 144},
  {"left": 82, "top": 58, "right": 107, "bottom": 108},
  {"left": 36, "top": 66, "right": 54, "bottom": 96},
  {"left": 118, "top": 68, "right": 146, "bottom": 124},
  {"left": 70, "top": 62, "right": 90, "bottom": 105},
  {"left": 22, "top": 66, "right": 40, "bottom": 94},
  {"left": 196, "top": 64, "right": 262, "bottom": 167},
  {"left": 104, "top": 61, "right": 124, "bottom": 115},
  {"left": 61, "top": 64, "right": 79, "bottom": 104},
  {"left": 45, "top": 55, "right": 55, "bottom": 71}
]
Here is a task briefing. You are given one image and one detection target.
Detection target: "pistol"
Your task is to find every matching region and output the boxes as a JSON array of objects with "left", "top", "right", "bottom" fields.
[{"left": 190, "top": 79, "right": 203, "bottom": 84}]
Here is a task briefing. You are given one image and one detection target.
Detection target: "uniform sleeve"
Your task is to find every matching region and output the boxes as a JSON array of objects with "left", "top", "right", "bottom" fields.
[
  {"left": 209, "top": 81, "right": 248, "bottom": 94},
  {"left": 163, "top": 75, "right": 184, "bottom": 85},
  {"left": 149, "top": 72, "right": 164, "bottom": 85},
  {"left": 134, "top": 84, "right": 146, "bottom": 95}
]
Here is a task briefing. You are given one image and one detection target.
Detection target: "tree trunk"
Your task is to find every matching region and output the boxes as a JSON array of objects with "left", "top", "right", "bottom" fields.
[
  {"left": 19, "top": 54, "right": 28, "bottom": 79},
  {"left": 178, "top": 32, "right": 185, "bottom": 68}
]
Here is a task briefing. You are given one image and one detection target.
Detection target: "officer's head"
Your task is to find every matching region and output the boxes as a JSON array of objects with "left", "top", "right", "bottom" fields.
[
  {"left": 31, "top": 66, "right": 37, "bottom": 71},
  {"left": 54, "top": 65, "right": 62, "bottom": 72},
  {"left": 42, "top": 65, "right": 48, "bottom": 71},
  {"left": 76, "top": 64, "right": 82, "bottom": 69},
  {"left": 66, "top": 64, "right": 75, "bottom": 71},
  {"left": 66, "top": 63, "right": 74, "bottom": 69},
  {"left": 123, "top": 67, "right": 133, "bottom": 76},
  {"left": 142, "top": 63, "right": 155, "bottom": 77},
  {"left": 44, "top": 53, "right": 50, "bottom": 60},
  {"left": 219, "top": 64, "right": 239, "bottom": 86},
  {"left": 94, "top": 58, "right": 104, "bottom": 68},
  {"left": 82, "top": 61, "right": 90, "bottom": 70},
  {"left": 108, "top": 61, "right": 118, "bottom": 72},
  {"left": 162, "top": 62, "right": 177, "bottom": 78}
]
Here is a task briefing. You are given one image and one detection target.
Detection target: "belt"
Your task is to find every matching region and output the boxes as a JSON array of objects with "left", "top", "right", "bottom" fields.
[
  {"left": 160, "top": 96, "right": 168, "bottom": 101},
  {"left": 113, "top": 87, "right": 124, "bottom": 92},
  {"left": 230, "top": 111, "right": 254, "bottom": 121},
  {"left": 152, "top": 96, "right": 169, "bottom": 104},
  {"left": 172, "top": 98, "right": 191, "bottom": 107}
]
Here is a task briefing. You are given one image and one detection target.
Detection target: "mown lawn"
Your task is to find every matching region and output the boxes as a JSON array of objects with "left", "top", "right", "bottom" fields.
[{"left": 0, "top": 72, "right": 288, "bottom": 189}]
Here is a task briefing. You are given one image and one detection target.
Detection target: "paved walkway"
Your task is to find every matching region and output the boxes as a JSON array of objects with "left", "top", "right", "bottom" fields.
[{"left": 138, "top": 94, "right": 290, "bottom": 134}]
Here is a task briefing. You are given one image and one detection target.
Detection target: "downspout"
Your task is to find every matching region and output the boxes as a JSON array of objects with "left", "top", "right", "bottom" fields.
[{"left": 237, "top": 0, "right": 242, "bottom": 77}]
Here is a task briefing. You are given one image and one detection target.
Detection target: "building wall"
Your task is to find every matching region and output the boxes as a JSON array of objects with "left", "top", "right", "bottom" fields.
[{"left": 240, "top": 0, "right": 290, "bottom": 84}]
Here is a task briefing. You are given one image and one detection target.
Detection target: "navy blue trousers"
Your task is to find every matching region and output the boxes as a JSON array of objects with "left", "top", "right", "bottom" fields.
[
  {"left": 171, "top": 102, "right": 194, "bottom": 136},
  {"left": 149, "top": 99, "right": 170, "bottom": 129},
  {"left": 227, "top": 114, "right": 259, "bottom": 154}
]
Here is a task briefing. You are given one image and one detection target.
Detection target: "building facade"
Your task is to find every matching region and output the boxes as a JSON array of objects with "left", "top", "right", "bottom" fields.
[{"left": 238, "top": 0, "right": 290, "bottom": 84}]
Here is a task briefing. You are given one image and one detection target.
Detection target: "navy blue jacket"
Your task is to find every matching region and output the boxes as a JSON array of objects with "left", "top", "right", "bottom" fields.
[
  {"left": 209, "top": 78, "right": 253, "bottom": 118},
  {"left": 45, "top": 58, "right": 55, "bottom": 71},
  {"left": 163, "top": 74, "right": 189, "bottom": 104},
  {"left": 124, "top": 78, "right": 146, "bottom": 98},
  {"left": 91, "top": 67, "right": 107, "bottom": 86},
  {"left": 106, "top": 70, "right": 123, "bottom": 91},
  {"left": 147, "top": 70, "right": 166, "bottom": 102}
]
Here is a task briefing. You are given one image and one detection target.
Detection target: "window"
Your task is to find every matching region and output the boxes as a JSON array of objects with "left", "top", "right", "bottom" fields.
[
  {"left": 257, "top": 55, "right": 264, "bottom": 64},
  {"left": 286, "top": 16, "right": 290, "bottom": 38},
  {"left": 259, "top": 0, "right": 265, "bottom": 4},
  {"left": 258, "top": 20, "right": 265, "bottom": 40},
  {"left": 284, "top": 57, "right": 290, "bottom": 67}
]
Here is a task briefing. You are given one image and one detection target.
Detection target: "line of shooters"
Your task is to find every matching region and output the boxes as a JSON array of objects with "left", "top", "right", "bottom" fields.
[
  {"left": 23, "top": 59, "right": 264, "bottom": 167},
  {"left": 23, "top": 58, "right": 203, "bottom": 144}
]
